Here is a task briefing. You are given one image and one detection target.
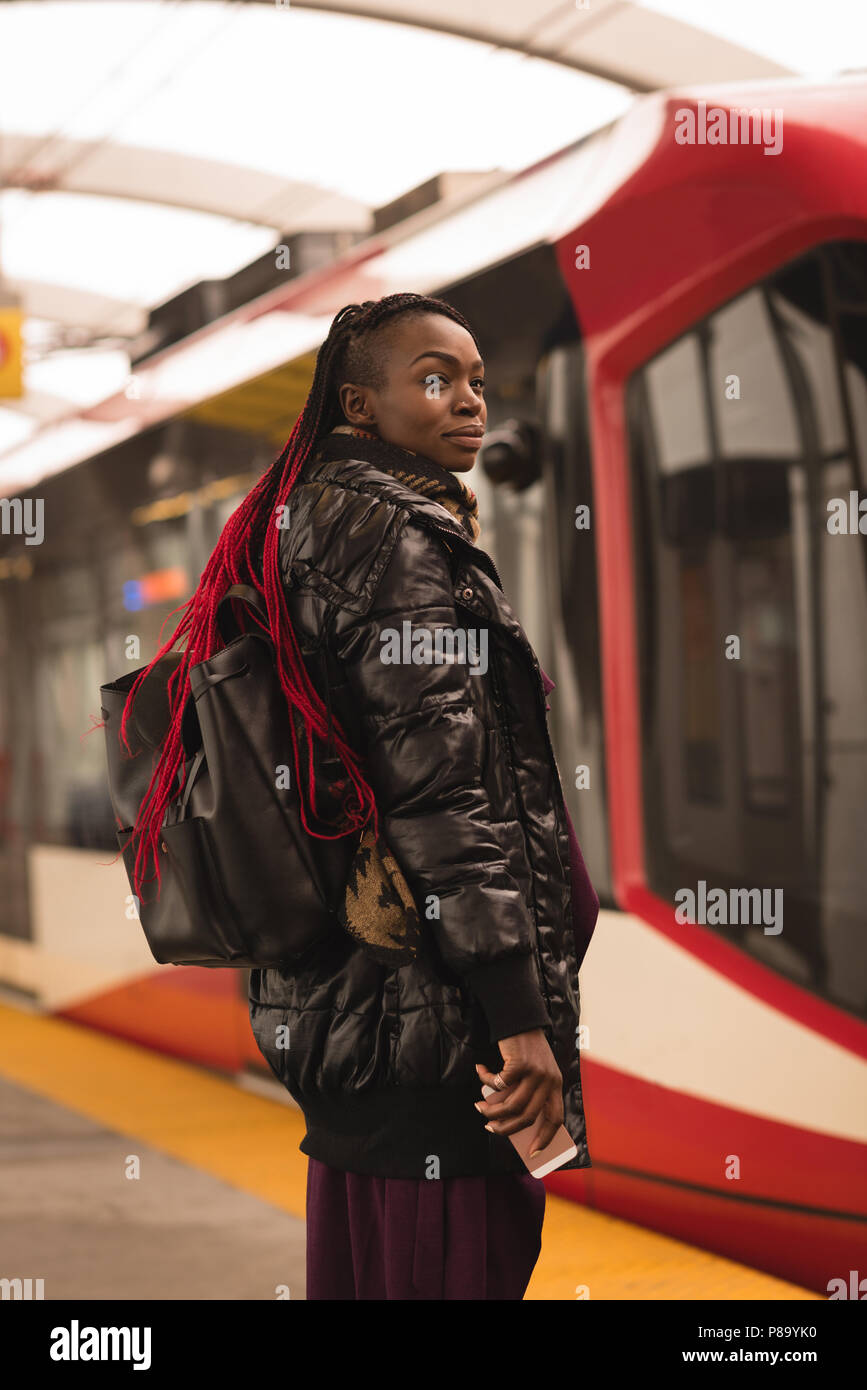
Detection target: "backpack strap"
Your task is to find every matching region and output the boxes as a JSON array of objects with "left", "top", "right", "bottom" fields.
[{"left": 216, "top": 583, "right": 267, "bottom": 643}]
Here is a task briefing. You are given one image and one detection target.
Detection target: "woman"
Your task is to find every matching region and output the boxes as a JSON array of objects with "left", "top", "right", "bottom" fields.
[{"left": 124, "top": 292, "right": 598, "bottom": 1300}]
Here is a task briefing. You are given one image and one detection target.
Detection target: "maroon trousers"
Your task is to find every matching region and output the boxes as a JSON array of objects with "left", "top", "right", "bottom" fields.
[{"left": 305, "top": 1157, "right": 546, "bottom": 1300}]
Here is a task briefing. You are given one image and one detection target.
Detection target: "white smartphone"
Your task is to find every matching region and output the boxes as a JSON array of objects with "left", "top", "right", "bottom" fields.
[{"left": 481, "top": 1083, "right": 578, "bottom": 1178}]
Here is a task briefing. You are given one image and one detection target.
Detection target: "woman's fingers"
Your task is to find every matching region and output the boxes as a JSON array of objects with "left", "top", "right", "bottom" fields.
[
  {"left": 475, "top": 1048, "right": 565, "bottom": 1148},
  {"left": 476, "top": 1074, "right": 535, "bottom": 1122},
  {"left": 486, "top": 1080, "right": 563, "bottom": 1147},
  {"left": 525, "top": 1097, "right": 564, "bottom": 1155},
  {"left": 475, "top": 1060, "right": 517, "bottom": 1089},
  {"left": 478, "top": 1079, "right": 554, "bottom": 1139}
]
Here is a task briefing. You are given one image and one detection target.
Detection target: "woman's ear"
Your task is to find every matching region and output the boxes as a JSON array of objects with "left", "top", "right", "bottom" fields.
[{"left": 338, "top": 381, "right": 376, "bottom": 430}]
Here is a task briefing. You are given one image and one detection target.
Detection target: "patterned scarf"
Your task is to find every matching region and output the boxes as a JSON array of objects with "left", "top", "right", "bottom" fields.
[
  {"left": 315, "top": 424, "right": 481, "bottom": 543},
  {"left": 308, "top": 424, "right": 482, "bottom": 967}
]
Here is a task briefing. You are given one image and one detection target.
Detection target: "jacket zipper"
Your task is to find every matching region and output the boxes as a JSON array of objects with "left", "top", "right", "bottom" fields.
[
  {"left": 431, "top": 517, "right": 560, "bottom": 1019},
  {"left": 488, "top": 647, "right": 556, "bottom": 1019},
  {"left": 428, "top": 518, "right": 571, "bottom": 850}
]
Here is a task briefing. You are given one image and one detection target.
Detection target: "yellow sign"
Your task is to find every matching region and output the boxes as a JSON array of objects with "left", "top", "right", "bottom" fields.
[{"left": 0, "top": 305, "right": 24, "bottom": 398}]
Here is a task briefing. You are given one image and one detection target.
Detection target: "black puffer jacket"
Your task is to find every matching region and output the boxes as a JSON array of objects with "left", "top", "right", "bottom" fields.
[{"left": 248, "top": 437, "right": 592, "bottom": 1179}]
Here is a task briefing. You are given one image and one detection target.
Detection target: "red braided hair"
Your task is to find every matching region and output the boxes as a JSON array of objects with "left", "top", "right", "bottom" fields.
[{"left": 114, "top": 292, "right": 481, "bottom": 903}]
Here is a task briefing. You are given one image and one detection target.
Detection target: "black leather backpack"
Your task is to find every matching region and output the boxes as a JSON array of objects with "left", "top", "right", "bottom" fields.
[{"left": 100, "top": 584, "right": 358, "bottom": 969}]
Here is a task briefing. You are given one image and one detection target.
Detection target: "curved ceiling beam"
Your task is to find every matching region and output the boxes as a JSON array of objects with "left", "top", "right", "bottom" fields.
[
  {"left": 4, "top": 279, "right": 146, "bottom": 338},
  {"left": 1, "top": 134, "right": 373, "bottom": 229},
  {"left": 220, "top": 0, "right": 792, "bottom": 93}
]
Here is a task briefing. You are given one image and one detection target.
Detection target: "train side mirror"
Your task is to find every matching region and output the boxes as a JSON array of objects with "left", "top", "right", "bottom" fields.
[{"left": 479, "top": 419, "right": 542, "bottom": 492}]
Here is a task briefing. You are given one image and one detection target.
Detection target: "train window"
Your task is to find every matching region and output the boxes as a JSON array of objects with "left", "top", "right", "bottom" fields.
[{"left": 627, "top": 240, "right": 867, "bottom": 1020}]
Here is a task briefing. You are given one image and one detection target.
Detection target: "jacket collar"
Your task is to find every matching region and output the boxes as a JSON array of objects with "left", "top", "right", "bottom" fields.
[
  {"left": 297, "top": 443, "right": 541, "bottom": 682},
  {"left": 304, "top": 437, "right": 504, "bottom": 592}
]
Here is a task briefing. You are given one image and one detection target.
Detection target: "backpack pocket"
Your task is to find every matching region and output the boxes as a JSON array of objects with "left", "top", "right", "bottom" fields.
[{"left": 117, "top": 819, "right": 245, "bottom": 965}]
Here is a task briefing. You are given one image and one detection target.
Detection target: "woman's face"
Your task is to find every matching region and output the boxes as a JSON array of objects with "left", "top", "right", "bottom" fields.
[{"left": 338, "top": 314, "right": 486, "bottom": 473}]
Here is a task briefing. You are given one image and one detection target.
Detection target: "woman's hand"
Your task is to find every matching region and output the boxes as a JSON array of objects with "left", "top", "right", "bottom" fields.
[{"left": 475, "top": 1029, "right": 564, "bottom": 1156}]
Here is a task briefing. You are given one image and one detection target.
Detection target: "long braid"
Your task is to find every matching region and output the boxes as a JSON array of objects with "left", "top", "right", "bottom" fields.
[{"left": 109, "top": 293, "right": 480, "bottom": 904}]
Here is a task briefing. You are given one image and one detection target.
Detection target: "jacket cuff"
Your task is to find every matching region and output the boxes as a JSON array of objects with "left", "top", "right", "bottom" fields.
[{"left": 464, "top": 951, "right": 551, "bottom": 1042}]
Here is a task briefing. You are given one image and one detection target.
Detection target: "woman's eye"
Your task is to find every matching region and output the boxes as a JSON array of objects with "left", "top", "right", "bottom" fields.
[{"left": 422, "top": 373, "right": 485, "bottom": 394}]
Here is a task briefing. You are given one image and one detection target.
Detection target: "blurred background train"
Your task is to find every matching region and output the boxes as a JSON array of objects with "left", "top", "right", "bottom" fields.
[{"left": 1, "top": 74, "right": 865, "bottom": 1294}]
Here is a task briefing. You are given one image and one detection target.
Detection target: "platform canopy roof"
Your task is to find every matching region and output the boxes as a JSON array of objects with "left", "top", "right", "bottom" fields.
[{"left": 0, "top": 0, "right": 863, "bottom": 463}]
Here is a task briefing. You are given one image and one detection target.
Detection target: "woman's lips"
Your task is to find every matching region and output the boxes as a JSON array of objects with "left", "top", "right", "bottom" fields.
[{"left": 443, "top": 434, "right": 483, "bottom": 450}]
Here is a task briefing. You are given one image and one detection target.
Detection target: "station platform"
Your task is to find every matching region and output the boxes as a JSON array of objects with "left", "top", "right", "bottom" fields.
[{"left": 0, "top": 1001, "right": 819, "bottom": 1301}]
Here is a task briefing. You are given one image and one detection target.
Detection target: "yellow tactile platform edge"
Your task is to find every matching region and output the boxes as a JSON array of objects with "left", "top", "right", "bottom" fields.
[{"left": 0, "top": 1003, "right": 817, "bottom": 1300}]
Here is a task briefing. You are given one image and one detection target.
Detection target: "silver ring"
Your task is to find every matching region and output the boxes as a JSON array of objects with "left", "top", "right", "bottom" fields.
[{"left": 493, "top": 1073, "right": 507, "bottom": 1090}]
